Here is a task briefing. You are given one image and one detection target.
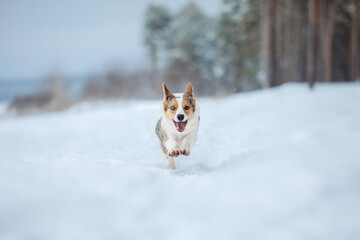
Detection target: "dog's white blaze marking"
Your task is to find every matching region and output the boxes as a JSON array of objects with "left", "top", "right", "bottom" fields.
[{"left": 175, "top": 94, "right": 188, "bottom": 122}]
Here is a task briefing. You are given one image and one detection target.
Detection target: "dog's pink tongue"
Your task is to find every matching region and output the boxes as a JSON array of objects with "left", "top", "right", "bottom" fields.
[{"left": 176, "top": 122, "right": 186, "bottom": 132}]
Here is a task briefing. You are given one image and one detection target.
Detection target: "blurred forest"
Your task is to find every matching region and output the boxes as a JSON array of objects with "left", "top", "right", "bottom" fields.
[
  {"left": 6, "top": 0, "right": 360, "bottom": 115},
  {"left": 144, "top": 0, "right": 360, "bottom": 95}
]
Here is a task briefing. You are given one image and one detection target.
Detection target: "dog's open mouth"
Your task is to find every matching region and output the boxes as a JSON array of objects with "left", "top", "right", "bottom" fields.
[{"left": 173, "top": 120, "right": 188, "bottom": 132}]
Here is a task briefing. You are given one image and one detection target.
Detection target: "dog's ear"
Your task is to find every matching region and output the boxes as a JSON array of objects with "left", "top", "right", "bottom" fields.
[
  {"left": 184, "top": 82, "right": 196, "bottom": 111},
  {"left": 183, "top": 82, "right": 194, "bottom": 98},
  {"left": 162, "top": 82, "right": 175, "bottom": 101}
]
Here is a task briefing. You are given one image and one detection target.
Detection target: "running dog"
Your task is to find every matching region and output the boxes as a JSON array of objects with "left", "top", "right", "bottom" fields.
[{"left": 155, "top": 82, "right": 200, "bottom": 169}]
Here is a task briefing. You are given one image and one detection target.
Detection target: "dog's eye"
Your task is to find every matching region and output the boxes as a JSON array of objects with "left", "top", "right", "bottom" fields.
[
  {"left": 170, "top": 106, "right": 176, "bottom": 110},
  {"left": 184, "top": 106, "right": 190, "bottom": 110}
]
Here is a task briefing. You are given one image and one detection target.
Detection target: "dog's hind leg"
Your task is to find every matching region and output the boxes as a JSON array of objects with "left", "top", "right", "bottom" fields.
[{"left": 166, "top": 156, "right": 176, "bottom": 169}]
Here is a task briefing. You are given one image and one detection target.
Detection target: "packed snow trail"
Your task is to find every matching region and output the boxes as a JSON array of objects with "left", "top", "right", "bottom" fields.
[{"left": 0, "top": 83, "right": 360, "bottom": 240}]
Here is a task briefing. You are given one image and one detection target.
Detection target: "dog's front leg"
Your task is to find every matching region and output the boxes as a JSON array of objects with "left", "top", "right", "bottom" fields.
[
  {"left": 164, "top": 138, "right": 179, "bottom": 169},
  {"left": 165, "top": 138, "right": 181, "bottom": 158},
  {"left": 179, "top": 135, "right": 195, "bottom": 156},
  {"left": 179, "top": 146, "right": 190, "bottom": 156}
]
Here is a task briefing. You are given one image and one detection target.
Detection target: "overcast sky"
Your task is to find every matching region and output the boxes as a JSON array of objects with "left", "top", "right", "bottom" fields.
[{"left": 0, "top": 0, "right": 221, "bottom": 80}]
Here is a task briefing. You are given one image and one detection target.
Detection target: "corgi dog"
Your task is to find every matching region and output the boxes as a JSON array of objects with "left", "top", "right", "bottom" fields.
[{"left": 155, "top": 82, "right": 200, "bottom": 169}]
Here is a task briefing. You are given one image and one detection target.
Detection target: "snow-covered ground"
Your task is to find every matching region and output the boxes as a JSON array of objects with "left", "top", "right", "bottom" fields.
[{"left": 1, "top": 83, "right": 360, "bottom": 240}]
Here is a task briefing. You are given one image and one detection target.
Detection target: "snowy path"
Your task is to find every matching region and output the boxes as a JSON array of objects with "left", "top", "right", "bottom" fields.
[{"left": 1, "top": 83, "right": 360, "bottom": 240}]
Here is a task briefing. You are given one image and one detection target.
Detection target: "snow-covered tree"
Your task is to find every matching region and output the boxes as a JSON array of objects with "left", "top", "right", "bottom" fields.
[
  {"left": 166, "top": 2, "right": 220, "bottom": 95},
  {"left": 143, "top": 4, "right": 172, "bottom": 83},
  {"left": 218, "top": 0, "right": 262, "bottom": 92}
]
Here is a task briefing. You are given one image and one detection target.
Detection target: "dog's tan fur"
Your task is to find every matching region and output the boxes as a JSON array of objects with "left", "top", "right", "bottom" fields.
[{"left": 164, "top": 99, "right": 178, "bottom": 121}]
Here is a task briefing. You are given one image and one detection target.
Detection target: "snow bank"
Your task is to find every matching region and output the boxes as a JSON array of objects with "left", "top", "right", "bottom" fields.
[{"left": 0, "top": 83, "right": 359, "bottom": 240}]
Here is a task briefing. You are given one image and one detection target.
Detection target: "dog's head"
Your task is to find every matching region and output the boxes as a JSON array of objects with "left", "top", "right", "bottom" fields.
[{"left": 162, "top": 82, "right": 196, "bottom": 132}]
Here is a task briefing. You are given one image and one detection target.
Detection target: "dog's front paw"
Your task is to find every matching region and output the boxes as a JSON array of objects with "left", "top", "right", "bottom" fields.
[
  {"left": 169, "top": 149, "right": 181, "bottom": 157},
  {"left": 180, "top": 149, "right": 190, "bottom": 156}
]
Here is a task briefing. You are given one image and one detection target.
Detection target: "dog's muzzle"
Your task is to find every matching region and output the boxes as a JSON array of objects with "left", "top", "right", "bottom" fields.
[{"left": 173, "top": 120, "right": 188, "bottom": 132}]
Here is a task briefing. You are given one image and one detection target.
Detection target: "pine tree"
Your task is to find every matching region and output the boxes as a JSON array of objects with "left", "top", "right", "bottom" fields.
[
  {"left": 143, "top": 4, "right": 172, "bottom": 85},
  {"left": 218, "top": 0, "right": 262, "bottom": 93},
  {"left": 166, "top": 2, "right": 219, "bottom": 95}
]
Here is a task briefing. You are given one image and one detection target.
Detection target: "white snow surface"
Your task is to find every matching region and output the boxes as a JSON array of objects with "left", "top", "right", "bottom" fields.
[{"left": 1, "top": 83, "right": 360, "bottom": 240}]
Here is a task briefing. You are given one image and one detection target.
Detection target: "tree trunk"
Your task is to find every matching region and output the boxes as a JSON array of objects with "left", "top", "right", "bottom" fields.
[
  {"left": 324, "top": 1, "right": 334, "bottom": 82},
  {"left": 349, "top": 0, "right": 359, "bottom": 82},
  {"left": 265, "top": 0, "right": 278, "bottom": 87},
  {"left": 297, "top": 0, "right": 308, "bottom": 83},
  {"left": 275, "top": 0, "right": 283, "bottom": 85},
  {"left": 308, "top": 0, "right": 321, "bottom": 88}
]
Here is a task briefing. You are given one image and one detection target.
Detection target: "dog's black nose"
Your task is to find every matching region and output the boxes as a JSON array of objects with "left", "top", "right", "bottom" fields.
[{"left": 177, "top": 114, "right": 184, "bottom": 121}]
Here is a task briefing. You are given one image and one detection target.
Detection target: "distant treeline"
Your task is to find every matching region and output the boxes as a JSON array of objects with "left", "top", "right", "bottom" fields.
[
  {"left": 6, "top": 0, "right": 360, "bottom": 116},
  {"left": 144, "top": 0, "right": 360, "bottom": 95}
]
